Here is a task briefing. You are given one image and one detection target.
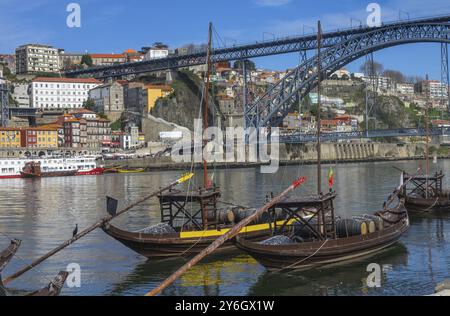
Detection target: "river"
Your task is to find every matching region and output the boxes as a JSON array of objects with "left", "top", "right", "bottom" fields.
[{"left": 1, "top": 160, "right": 450, "bottom": 296}]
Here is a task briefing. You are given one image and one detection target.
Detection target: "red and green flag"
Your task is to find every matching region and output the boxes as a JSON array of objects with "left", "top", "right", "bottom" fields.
[{"left": 328, "top": 167, "right": 335, "bottom": 188}]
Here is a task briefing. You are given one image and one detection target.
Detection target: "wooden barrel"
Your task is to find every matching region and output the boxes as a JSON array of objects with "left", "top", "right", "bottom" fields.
[
  {"left": 362, "top": 214, "right": 384, "bottom": 231},
  {"left": 207, "top": 209, "right": 235, "bottom": 225},
  {"left": 353, "top": 216, "right": 376, "bottom": 234},
  {"left": 336, "top": 219, "right": 367, "bottom": 238},
  {"left": 233, "top": 208, "right": 271, "bottom": 224}
]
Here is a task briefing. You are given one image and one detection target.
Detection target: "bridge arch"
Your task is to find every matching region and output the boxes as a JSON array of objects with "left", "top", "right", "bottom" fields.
[{"left": 246, "top": 23, "right": 450, "bottom": 128}]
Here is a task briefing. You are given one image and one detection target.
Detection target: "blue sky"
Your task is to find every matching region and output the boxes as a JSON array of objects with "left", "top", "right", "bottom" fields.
[{"left": 0, "top": 0, "right": 449, "bottom": 79}]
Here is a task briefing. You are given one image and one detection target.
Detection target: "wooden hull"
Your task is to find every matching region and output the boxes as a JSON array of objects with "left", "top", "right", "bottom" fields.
[
  {"left": 404, "top": 195, "right": 450, "bottom": 213},
  {"left": 21, "top": 170, "right": 78, "bottom": 179},
  {"left": 1, "top": 240, "right": 21, "bottom": 297},
  {"left": 235, "top": 212, "right": 409, "bottom": 272},
  {"left": 102, "top": 223, "right": 274, "bottom": 259}
]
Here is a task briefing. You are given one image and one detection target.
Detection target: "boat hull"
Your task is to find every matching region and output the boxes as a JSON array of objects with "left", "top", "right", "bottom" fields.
[
  {"left": 102, "top": 223, "right": 272, "bottom": 259},
  {"left": 77, "top": 167, "right": 105, "bottom": 176},
  {"left": 235, "top": 217, "right": 409, "bottom": 272},
  {"left": 404, "top": 195, "right": 450, "bottom": 213},
  {"left": 21, "top": 170, "right": 78, "bottom": 179}
]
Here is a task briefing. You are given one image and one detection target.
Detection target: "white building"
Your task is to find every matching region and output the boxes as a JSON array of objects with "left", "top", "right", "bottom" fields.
[
  {"left": 396, "top": 83, "right": 415, "bottom": 95},
  {"left": 0, "top": 68, "right": 4, "bottom": 84},
  {"left": 422, "top": 80, "right": 449, "bottom": 99},
  {"left": 363, "top": 76, "right": 394, "bottom": 92},
  {"left": 144, "top": 48, "right": 169, "bottom": 61},
  {"left": 12, "top": 83, "right": 30, "bottom": 108},
  {"left": 15, "top": 44, "right": 60, "bottom": 74},
  {"left": 30, "top": 77, "right": 101, "bottom": 110}
]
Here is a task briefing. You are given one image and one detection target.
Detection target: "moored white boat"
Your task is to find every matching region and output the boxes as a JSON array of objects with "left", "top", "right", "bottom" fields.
[{"left": 0, "top": 157, "right": 104, "bottom": 179}]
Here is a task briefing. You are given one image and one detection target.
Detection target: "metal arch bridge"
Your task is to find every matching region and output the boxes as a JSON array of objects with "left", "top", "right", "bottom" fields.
[
  {"left": 64, "top": 15, "right": 450, "bottom": 79},
  {"left": 245, "top": 22, "right": 450, "bottom": 129},
  {"left": 280, "top": 128, "right": 450, "bottom": 144}
]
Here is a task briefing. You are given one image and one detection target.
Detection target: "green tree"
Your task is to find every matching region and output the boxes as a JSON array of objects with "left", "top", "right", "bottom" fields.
[
  {"left": 83, "top": 98, "right": 96, "bottom": 111},
  {"left": 81, "top": 54, "right": 93, "bottom": 67}
]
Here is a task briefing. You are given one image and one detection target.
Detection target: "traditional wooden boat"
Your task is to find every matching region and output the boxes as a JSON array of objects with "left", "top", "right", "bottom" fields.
[
  {"left": 400, "top": 171, "right": 450, "bottom": 212},
  {"left": 102, "top": 187, "right": 291, "bottom": 258},
  {"left": 117, "top": 168, "right": 145, "bottom": 174},
  {"left": 26, "top": 271, "right": 69, "bottom": 297},
  {"left": 1, "top": 240, "right": 22, "bottom": 296},
  {"left": 21, "top": 161, "right": 77, "bottom": 178},
  {"left": 235, "top": 193, "right": 410, "bottom": 272},
  {"left": 1, "top": 240, "right": 68, "bottom": 297}
]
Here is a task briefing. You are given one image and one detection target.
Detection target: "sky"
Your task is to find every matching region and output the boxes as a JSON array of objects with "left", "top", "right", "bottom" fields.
[{"left": 0, "top": 0, "right": 449, "bottom": 80}]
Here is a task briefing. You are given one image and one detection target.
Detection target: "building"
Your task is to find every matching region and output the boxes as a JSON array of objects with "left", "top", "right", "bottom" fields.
[
  {"left": 88, "top": 81, "right": 124, "bottom": 114},
  {"left": 0, "top": 54, "right": 16, "bottom": 74},
  {"left": 59, "top": 51, "right": 84, "bottom": 70},
  {"left": 123, "top": 82, "right": 147, "bottom": 113},
  {"left": 363, "top": 76, "right": 394, "bottom": 92},
  {"left": 0, "top": 128, "right": 21, "bottom": 148},
  {"left": 123, "top": 49, "right": 144, "bottom": 63},
  {"left": 90, "top": 54, "right": 126, "bottom": 66},
  {"left": 30, "top": 77, "right": 101, "bottom": 109},
  {"left": 143, "top": 47, "right": 169, "bottom": 61},
  {"left": 421, "top": 80, "right": 449, "bottom": 100},
  {"left": 12, "top": 83, "right": 30, "bottom": 108},
  {"left": 145, "top": 85, "right": 174, "bottom": 113},
  {"left": 63, "top": 118, "right": 87, "bottom": 148},
  {"left": 23, "top": 126, "right": 59, "bottom": 148},
  {"left": 396, "top": 83, "right": 415, "bottom": 96},
  {"left": 15, "top": 44, "right": 60, "bottom": 74},
  {"left": 86, "top": 117, "right": 111, "bottom": 149}
]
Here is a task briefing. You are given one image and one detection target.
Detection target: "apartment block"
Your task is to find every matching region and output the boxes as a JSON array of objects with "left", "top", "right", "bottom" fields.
[{"left": 15, "top": 44, "right": 60, "bottom": 74}]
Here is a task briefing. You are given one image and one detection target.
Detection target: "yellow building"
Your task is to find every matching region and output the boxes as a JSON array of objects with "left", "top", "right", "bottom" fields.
[
  {"left": 146, "top": 85, "right": 174, "bottom": 113},
  {"left": 32, "top": 126, "right": 59, "bottom": 148},
  {"left": 0, "top": 128, "right": 21, "bottom": 148}
]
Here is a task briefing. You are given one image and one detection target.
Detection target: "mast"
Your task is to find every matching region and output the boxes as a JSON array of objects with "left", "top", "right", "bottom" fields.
[
  {"left": 316, "top": 21, "right": 322, "bottom": 195},
  {"left": 203, "top": 22, "right": 213, "bottom": 189},
  {"left": 425, "top": 81, "right": 431, "bottom": 198}
]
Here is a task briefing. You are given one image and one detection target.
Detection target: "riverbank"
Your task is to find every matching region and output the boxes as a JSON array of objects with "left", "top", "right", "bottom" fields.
[{"left": 102, "top": 142, "right": 449, "bottom": 171}]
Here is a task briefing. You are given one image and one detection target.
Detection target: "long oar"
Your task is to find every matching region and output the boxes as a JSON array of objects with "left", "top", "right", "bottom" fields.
[
  {"left": 145, "top": 176, "right": 307, "bottom": 296},
  {"left": 3, "top": 173, "right": 194, "bottom": 286}
]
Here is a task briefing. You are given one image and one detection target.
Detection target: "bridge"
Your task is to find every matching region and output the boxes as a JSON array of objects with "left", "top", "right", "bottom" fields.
[
  {"left": 280, "top": 127, "right": 450, "bottom": 144},
  {"left": 65, "top": 14, "right": 450, "bottom": 79}
]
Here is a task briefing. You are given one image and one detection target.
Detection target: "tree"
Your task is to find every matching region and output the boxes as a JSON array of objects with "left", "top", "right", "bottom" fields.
[
  {"left": 81, "top": 54, "right": 93, "bottom": 67},
  {"left": 233, "top": 60, "right": 256, "bottom": 71},
  {"left": 359, "top": 60, "right": 384, "bottom": 77},
  {"left": 382, "top": 70, "right": 405, "bottom": 83},
  {"left": 153, "top": 42, "right": 168, "bottom": 49},
  {"left": 83, "top": 98, "right": 96, "bottom": 111}
]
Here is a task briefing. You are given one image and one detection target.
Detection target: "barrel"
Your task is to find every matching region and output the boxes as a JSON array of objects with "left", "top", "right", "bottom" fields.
[
  {"left": 353, "top": 216, "right": 376, "bottom": 234},
  {"left": 233, "top": 208, "right": 271, "bottom": 224},
  {"left": 362, "top": 214, "right": 384, "bottom": 231},
  {"left": 207, "top": 209, "right": 235, "bottom": 225},
  {"left": 336, "top": 219, "right": 367, "bottom": 238}
]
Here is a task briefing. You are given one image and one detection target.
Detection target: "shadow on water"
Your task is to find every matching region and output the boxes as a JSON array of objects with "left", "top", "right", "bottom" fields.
[
  {"left": 108, "top": 253, "right": 263, "bottom": 296},
  {"left": 248, "top": 243, "right": 409, "bottom": 296}
]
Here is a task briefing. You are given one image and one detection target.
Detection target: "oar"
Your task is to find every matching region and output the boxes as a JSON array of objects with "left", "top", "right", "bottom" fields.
[
  {"left": 3, "top": 173, "right": 194, "bottom": 286},
  {"left": 145, "top": 176, "right": 307, "bottom": 297}
]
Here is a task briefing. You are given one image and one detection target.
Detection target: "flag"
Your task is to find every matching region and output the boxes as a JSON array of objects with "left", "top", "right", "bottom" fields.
[{"left": 328, "top": 167, "right": 335, "bottom": 188}]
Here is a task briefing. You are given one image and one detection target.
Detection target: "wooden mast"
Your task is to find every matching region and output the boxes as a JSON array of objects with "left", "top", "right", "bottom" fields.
[
  {"left": 316, "top": 21, "right": 323, "bottom": 195},
  {"left": 425, "top": 81, "right": 431, "bottom": 198},
  {"left": 203, "top": 22, "right": 213, "bottom": 189}
]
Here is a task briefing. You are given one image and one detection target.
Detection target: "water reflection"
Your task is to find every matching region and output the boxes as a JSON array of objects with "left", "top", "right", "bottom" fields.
[{"left": 1, "top": 160, "right": 450, "bottom": 295}]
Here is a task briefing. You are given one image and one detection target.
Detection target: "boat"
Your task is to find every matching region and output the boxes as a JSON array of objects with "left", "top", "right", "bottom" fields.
[
  {"left": 0, "top": 156, "right": 104, "bottom": 180},
  {"left": 234, "top": 21, "right": 409, "bottom": 272},
  {"left": 102, "top": 23, "right": 299, "bottom": 259},
  {"left": 398, "top": 88, "right": 450, "bottom": 213},
  {"left": 26, "top": 271, "right": 69, "bottom": 297},
  {"left": 117, "top": 168, "right": 145, "bottom": 174},
  {"left": 1, "top": 239, "right": 22, "bottom": 295},
  {"left": 235, "top": 193, "right": 409, "bottom": 271},
  {"left": 1, "top": 240, "right": 68, "bottom": 297},
  {"left": 21, "top": 161, "right": 78, "bottom": 178}
]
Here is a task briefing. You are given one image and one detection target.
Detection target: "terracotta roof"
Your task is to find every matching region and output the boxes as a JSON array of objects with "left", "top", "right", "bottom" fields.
[
  {"left": 70, "top": 109, "right": 96, "bottom": 114},
  {"left": 33, "top": 77, "right": 101, "bottom": 84},
  {"left": 90, "top": 54, "right": 125, "bottom": 59}
]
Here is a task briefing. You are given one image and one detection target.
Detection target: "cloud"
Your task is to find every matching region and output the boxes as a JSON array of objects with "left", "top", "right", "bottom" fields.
[{"left": 253, "top": 0, "right": 292, "bottom": 7}]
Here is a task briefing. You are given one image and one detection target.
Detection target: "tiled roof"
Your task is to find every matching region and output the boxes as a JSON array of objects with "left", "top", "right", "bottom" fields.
[{"left": 33, "top": 77, "right": 101, "bottom": 84}]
